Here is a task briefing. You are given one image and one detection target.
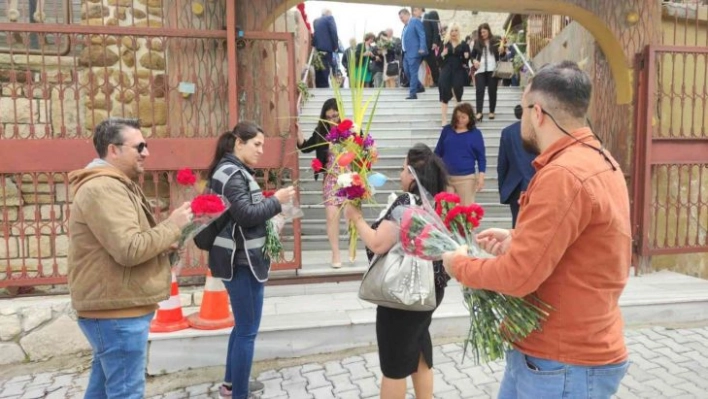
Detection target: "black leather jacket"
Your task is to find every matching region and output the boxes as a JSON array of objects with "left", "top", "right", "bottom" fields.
[{"left": 207, "top": 154, "right": 281, "bottom": 281}]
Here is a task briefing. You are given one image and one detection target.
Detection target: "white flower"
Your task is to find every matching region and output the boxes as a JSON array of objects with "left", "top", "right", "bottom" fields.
[
  {"left": 351, "top": 123, "right": 360, "bottom": 134},
  {"left": 337, "top": 173, "right": 354, "bottom": 188}
]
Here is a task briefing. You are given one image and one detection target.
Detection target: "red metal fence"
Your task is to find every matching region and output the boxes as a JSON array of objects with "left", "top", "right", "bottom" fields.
[
  {"left": 632, "top": 45, "right": 708, "bottom": 272},
  {"left": 0, "top": 0, "right": 300, "bottom": 291}
]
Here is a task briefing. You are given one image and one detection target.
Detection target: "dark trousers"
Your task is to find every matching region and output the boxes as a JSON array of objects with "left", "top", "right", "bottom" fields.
[
  {"left": 314, "top": 51, "right": 337, "bottom": 88},
  {"left": 508, "top": 189, "right": 521, "bottom": 228},
  {"left": 423, "top": 51, "right": 439, "bottom": 85},
  {"left": 474, "top": 71, "right": 499, "bottom": 114}
]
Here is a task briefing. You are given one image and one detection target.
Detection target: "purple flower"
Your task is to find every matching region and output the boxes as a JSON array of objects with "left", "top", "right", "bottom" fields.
[
  {"left": 336, "top": 185, "right": 367, "bottom": 200},
  {"left": 363, "top": 135, "right": 375, "bottom": 149},
  {"left": 325, "top": 126, "right": 352, "bottom": 143}
]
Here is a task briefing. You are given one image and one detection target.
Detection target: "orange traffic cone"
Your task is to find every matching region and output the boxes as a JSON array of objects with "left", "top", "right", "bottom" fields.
[
  {"left": 150, "top": 273, "right": 190, "bottom": 333},
  {"left": 186, "top": 270, "right": 234, "bottom": 330}
]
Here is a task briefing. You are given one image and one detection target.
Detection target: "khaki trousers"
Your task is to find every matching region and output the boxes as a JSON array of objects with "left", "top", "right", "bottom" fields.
[{"left": 449, "top": 174, "right": 478, "bottom": 206}]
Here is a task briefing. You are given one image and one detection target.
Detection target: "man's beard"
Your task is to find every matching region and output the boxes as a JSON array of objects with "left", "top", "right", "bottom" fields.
[{"left": 522, "top": 130, "right": 540, "bottom": 155}]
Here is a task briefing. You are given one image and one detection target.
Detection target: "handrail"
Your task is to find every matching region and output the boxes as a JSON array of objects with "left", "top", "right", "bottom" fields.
[
  {"left": 297, "top": 47, "right": 317, "bottom": 115},
  {"left": 513, "top": 43, "right": 535, "bottom": 76}
]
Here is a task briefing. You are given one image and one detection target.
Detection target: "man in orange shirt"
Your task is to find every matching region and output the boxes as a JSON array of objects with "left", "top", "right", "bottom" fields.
[{"left": 442, "top": 61, "right": 631, "bottom": 399}]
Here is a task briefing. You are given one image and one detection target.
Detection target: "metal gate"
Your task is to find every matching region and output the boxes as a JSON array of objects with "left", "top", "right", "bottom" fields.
[
  {"left": 632, "top": 45, "right": 708, "bottom": 273},
  {"left": 0, "top": 0, "right": 300, "bottom": 291}
]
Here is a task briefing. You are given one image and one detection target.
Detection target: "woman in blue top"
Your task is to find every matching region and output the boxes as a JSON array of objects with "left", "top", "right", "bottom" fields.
[{"left": 434, "top": 102, "right": 486, "bottom": 205}]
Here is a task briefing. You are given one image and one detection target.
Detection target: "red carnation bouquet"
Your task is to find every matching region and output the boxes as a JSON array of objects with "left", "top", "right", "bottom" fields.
[
  {"left": 391, "top": 172, "right": 551, "bottom": 364},
  {"left": 172, "top": 168, "right": 229, "bottom": 274}
]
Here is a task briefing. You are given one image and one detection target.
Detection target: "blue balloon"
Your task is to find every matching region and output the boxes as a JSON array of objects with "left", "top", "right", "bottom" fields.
[{"left": 367, "top": 172, "right": 388, "bottom": 188}]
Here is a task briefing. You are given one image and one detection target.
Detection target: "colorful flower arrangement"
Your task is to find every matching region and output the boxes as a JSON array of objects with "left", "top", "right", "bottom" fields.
[
  {"left": 394, "top": 189, "right": 551, "bottom": 364},
  {"left": 173, "top": 168, "right": 229, "bottom": 274},
  {"left": 326, "top": 118, "right": 379, "bottom": 260}
]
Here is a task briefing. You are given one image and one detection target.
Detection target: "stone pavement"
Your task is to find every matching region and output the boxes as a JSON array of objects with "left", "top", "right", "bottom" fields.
[{"left": 2, "top": 325, "right": 708, "bottom": 399}]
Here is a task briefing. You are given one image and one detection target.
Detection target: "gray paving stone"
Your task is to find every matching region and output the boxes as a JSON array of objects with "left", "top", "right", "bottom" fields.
[
  {"left": 257, "top": 369, "right": 282, "bottom": 381},
  {"left": 342, "top": 360, "right": 374, "bottom": 381},
  {"left": 280, "top": 380, "right": 313, "bottom": 398},
  {"left": 322, "top": 360, "right": 347, "bottom": 377},
  {"left": 334, "top": 390, "right": 362, "bottom": 399},
  {"left": 361, "top": 352, "right": 379, "bottom": 368},
  {"left": 260, "top": 378, "right": 286, "bottom": 399},
  {"left": 353, "top": 376, "right": 379, "bottom": 397},
  {"left": 303, "top": 370, "right": 330, "bottom": 390},
  {"left": 0, "top": 384, "right": 28, "bottom": 398},
  {"left": 436, "top": 362, "right": 467, "bottom": 382},
  {"left": 461, "top": 365, "right": 496, "bottom": 386},
  {"left": 309, "top": 385, "right": 335, "bottom": 399},
  {"left": 628, "top": 342, "right": 661, "bottom": 359},
  {"left": 301, "top": 363, "right": 324, "bottom": 373},
  {"left": 327, "top": 374, "right": 357, "bottom": 394},
  {"left": 340, "top": 356, "right": 364, "bottom": 365},
  {"left": 3, "top": 326, "right": 708, "bottom": 398},
  {"left": 43, "top": 387, "right": 68, "bottom": 399}
]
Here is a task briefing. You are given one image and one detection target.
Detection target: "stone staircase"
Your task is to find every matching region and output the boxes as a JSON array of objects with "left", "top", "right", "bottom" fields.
[{"left": 295, "top": 87, "right": 523, "bottom": 254}]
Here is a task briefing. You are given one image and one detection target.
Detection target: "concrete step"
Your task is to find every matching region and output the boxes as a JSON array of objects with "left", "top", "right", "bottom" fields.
[{"left": 146, "top": 270, "right": 708, "bottom": 376}]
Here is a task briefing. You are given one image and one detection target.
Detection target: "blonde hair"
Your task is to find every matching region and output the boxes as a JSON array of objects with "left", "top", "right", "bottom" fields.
[{"left": 444, "top": 22, "right": 461, "bottom": 44}]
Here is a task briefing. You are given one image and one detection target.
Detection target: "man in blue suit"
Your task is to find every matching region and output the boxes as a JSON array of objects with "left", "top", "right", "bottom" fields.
[
  {"left": 398, "top": 8, "right": 427, "bottom": 99},
  {"left": 497, "top": 105, "right": 537, "bottom": 227},
  {"left": 312, "top": 9, "right": 339, "bottom": 88}
]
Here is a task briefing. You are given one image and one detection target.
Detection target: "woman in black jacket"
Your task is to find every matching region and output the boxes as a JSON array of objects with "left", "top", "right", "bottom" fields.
[
  {"left": 471, "top": 23, "right": 506, "bottom": 121},
  {"left": 297, "top": 98, "right": 345, "bottom": 268},
  {"left": 437, "top": 22, "right": 470, "bottom": 126},
  {"left": 206, "top": 122, "right": 295, "bottom": 399}
]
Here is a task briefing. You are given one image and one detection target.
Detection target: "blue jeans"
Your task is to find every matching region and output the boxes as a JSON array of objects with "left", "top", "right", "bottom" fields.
[
  {"left": 404, "top": 56, "right": 423, "bottom": 97},
  {"left": 498, "top": 349, "right": 629, "bottom": 399},
  {"left": 223, "top": 267, "right": 264, "bottom": 399},
  {"left": 77, "top": 312, "right": 154, "bottom": 399}
]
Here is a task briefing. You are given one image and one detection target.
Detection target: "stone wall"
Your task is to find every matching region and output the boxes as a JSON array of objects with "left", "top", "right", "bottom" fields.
[{"left": 0, "top": 286, "right": 205, "bottom": 364}]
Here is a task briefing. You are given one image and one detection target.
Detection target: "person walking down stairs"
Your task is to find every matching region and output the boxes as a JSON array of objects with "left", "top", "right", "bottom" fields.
[{"left": 296, "top": 98, "right": 346, "bottom": 268}]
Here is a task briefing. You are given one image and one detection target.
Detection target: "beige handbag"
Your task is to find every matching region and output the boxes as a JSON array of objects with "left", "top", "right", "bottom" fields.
[
  {"left": 493, "top": 60, "right": 515, "bottom": 79},
  {"left": 358, "top": 193, "right": 437, "bottom": 311}
]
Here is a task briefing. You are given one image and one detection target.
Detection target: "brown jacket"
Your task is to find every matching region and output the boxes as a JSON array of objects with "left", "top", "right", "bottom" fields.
[
  {"left": 67, "top": 160, "right": 181, "bottom": 318},
  {"left": 452, "top": 128, "right": 631, "bottom": 365}
]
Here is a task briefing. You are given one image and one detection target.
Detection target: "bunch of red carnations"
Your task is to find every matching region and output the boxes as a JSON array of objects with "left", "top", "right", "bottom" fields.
[
  {"left": 173, "top": 168, "right": 229, "bottom": 274},
  {"left": 394, "top": 191, "right": 551, "bottom": 364}
]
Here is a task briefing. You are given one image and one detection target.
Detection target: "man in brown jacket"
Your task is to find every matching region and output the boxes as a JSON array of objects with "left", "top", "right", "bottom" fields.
[
  {"left": 68, "top": 118, "right": 192, "bottom": 399},
  {"left": 442, "top": 61, "right": 631, "bottom": 399}
]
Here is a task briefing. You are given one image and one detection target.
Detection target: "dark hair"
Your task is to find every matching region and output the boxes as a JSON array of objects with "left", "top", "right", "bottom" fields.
[
  {"left": 206, "top": 121, "right": 264, "bottom": 178},
  {"left": 514, "top": 104, "right": 523, "bottom": 120},
  {"left": 316, "top": 98, "right": 338, "bottom": 137},
  {"left": 425, "top": 11, "right": 440, "bottom": 21},
  {"left": 528, "top": 61, "right": 592, "bottom": 119},
  {"left": 93, "top": 117, "right": 141, "bottom": 158},
  {"left": 477, "top": 23, "right": 493, "bottom": 41},
  {"left": 398, "top": 8, "right": 410, "bottom": 16},
  {"left": 451, "top": 103, "right": 476, "bottom": 130},
  {"left": 363, "top": 32, "right": 375, "bottom": 42},
  {"left": 406, "top": 143, "right": 449, "bottom": 197}
]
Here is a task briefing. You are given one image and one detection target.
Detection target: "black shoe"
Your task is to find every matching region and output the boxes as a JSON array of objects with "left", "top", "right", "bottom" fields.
[
  {"left": 416, "top": 87, "right": 425, "bottom": 93},
  {"left": 249, "top": 380, "right": 264, "bottom": 394},
  {"left": 405, "top": 95, "right": 418, "bottom": 100}
]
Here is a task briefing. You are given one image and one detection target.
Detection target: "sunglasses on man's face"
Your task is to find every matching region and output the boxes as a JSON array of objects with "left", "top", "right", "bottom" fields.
[{"left": 117, "top": 142, "right": 148, "bottom": 154}]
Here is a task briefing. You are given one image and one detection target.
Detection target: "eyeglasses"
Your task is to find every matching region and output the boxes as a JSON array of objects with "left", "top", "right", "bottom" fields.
[
  {"left": 326, "top": 114, "right": 340, "bottom": 120},
  {"left": 117, "top": 142, "right": 148, "bottom": 154}
]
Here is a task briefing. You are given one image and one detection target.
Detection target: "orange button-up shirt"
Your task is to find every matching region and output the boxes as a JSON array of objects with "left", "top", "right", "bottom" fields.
[{"left": 452, "top": 128, "right": 631, "bottom": 365}]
